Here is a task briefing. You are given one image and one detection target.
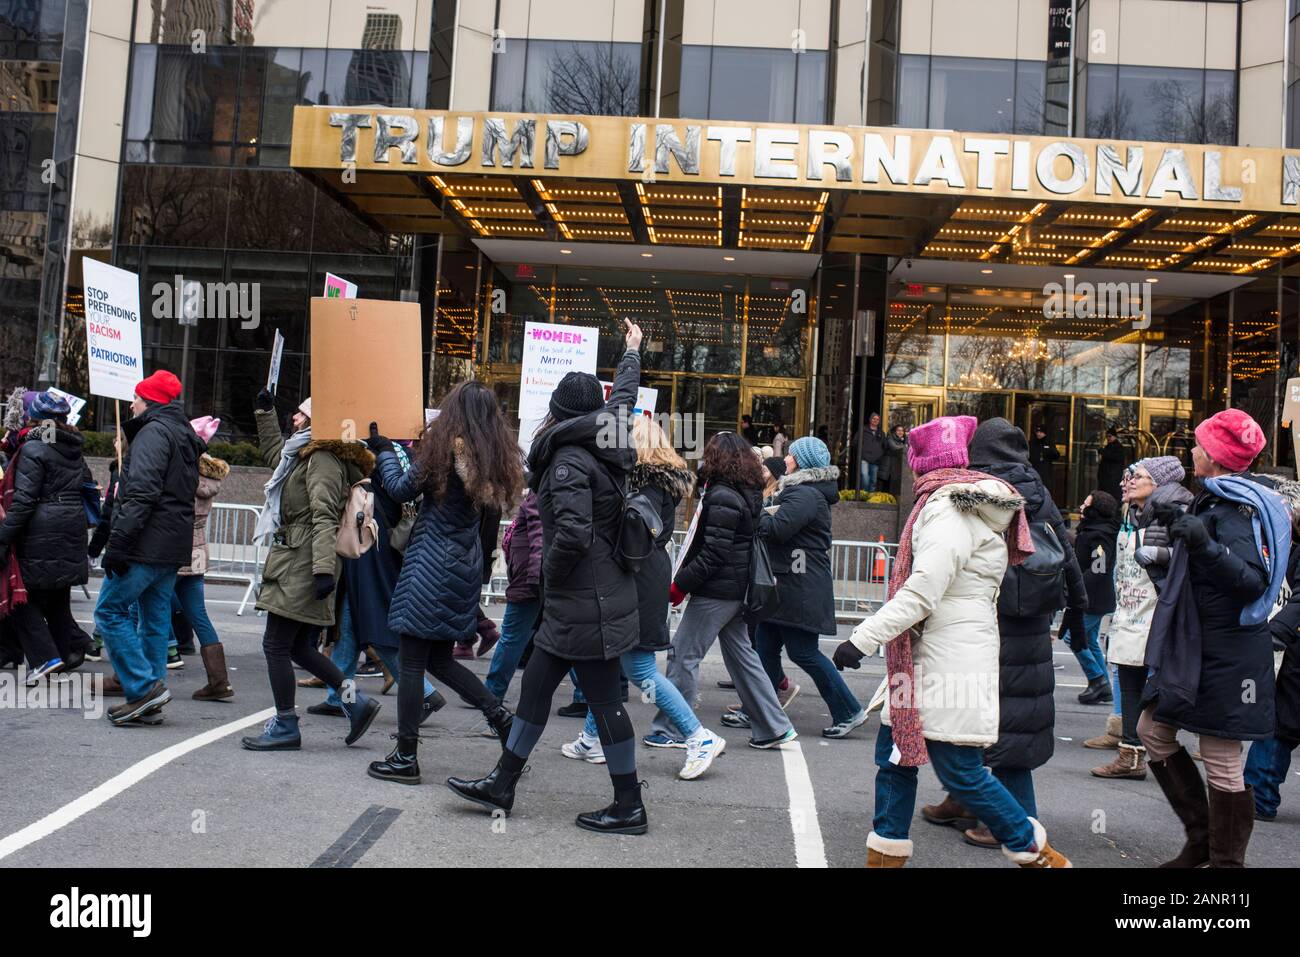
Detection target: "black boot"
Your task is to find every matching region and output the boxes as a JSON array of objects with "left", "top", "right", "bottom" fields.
[
  {"left": 419, "top": 689, "right": 447, "bottom": 726},
  {"left": 483, "top": 703, "right": 513, "bottom": 751},
  {"left": 446, "top": 758, "right": 523, "bottom": 816},
  {"left": 1207, "top": 785, "right": 1255, "bottom": 868},
  {"left": 1077, "top": 675, "right": 1112, "bottom": 704},
  {"left": 575, "top": 782, "right": 649, "bottom": 835},
  {"left": 1149, "top": 747, "right": 1210, "bottom": 868},
  {"left": 368, "top": 737, "right": 421, "bottom": 785}
]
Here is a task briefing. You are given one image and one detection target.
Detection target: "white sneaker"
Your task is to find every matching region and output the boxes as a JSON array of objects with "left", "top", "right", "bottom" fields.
[
  {"left": 679, "top": 731, "right": 726, "bottom": 780},
  {"left": 822, "top": 708, "right": 870, "bottom": 739},
  {"left": 561, "top": 735, "right": 606, "bottom": 764}
]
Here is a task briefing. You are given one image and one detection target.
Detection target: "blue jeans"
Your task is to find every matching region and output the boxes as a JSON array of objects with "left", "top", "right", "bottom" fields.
[
  {"left": 485, "top": 598, "right": 541, "bottom": 700},
  {"left": 756, "top": 622, "right": 861, "bottom": 724},
  {"left": 873, "top": 723, "right": 1036, "bottom": 851},
  {"left": 860, "top": 461, "right": 879, "bottom": 492},
  {"left": 1244, "top": 735, "right": 1297, "bottom": 817},
  {"left": 95, "top": 562, "right": 179, "bottom": 701},
  {"left": 1068, "top": 613, "right": 1107, "bottom": 682},
  {"left": 1111, "top": 664, "right": 1122, "bottom": 716},
  {"left": 173, "top": 575, "right": 220, "bottom": 648},
  {"left": 992, "top": 766, "right": 1038, "bottom": 819},
  {"left": 584, "top": 649, "right": 701, "bottom": 740},
  {"left": 324, "top": 593, "right": 434, "bottom": 707}
]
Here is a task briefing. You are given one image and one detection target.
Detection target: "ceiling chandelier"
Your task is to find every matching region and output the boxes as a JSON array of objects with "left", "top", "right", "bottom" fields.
[
  {"left": 957, "top": 369, "right": 1000, "bottom": 390},
  {"left": 1006, "top": 334, "right": 1053, "bottom": 363}
]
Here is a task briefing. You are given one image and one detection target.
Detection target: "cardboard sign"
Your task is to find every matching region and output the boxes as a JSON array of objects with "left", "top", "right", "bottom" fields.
[
  {"left": 518, "top": 320, "right": 599, "bottom": 454},
  {"left": 46, "top": 387, "right": 86, "bottom": 427},
  {"left": 323, "top": 272, "right": 358, "bottom": 299},
  {"left": 266, "top": 329, "right": 285, "bottom": 391},
  {"left": 599, "top": 381, "right": 657, "bottom": 417},
  {"left": 309, "top": 297, "right": 424, "bottom": 440},
  {"left": 83, "top": 259, "right": 144, "bottom": 401}
]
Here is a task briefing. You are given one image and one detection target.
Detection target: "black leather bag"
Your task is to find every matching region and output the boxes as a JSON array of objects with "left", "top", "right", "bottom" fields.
[
  {"left": 997, "top": 520, "right": 1066, "bottom": 618},
  {"left": 743, "top": 534, "right": 780, "bottom": 623}
]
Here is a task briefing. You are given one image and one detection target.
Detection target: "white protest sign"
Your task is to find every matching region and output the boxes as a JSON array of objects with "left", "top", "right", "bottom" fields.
[
  {"left": 46, "top": 387, "right": 87, "bottom": 427},
  {"left": 425, "top": 408, "right": 440, "bottom": 426},
  {"left": 83, "top": 259, "right": 144, "bottom": 401},
  {"left": 266, "top": 329, "right": 285, "bottom": 391},
  {"left": 518, "top": 321, "right": 599, "bottom": 455},
  {"left": 599, "top": 381, "right": 658, "bottom": 417}
]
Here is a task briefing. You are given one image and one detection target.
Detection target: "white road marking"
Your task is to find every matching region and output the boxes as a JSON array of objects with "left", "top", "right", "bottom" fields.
[
  {"left": 779, "top": 740, "right": 828, "bottom": 868},
  {"left": 0, "top": 706, "right": 274, "bottom": 862}
]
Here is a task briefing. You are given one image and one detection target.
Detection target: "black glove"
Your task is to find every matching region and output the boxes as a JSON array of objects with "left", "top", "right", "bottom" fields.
[
  {"left": 313, "top": 573, "right": 336, "bottom": 601},
  {"left": 1060, "top": 607, "right": 1087, "bottom": 654},
  {"left": 1151, "top": 500, "right": 1184, "bottom": 530},
  {"left": 832, "top": 640, "right": 865, "bottom": 671},
  {"left": 87, "top": 541, "right": 102, "bottom": 560},
  {"left": 255, "top": 388, "right": 276, "bottom": 412},
  {"left": 364, "top": 422, "right": 393, "bottom": 454},
  {"left": 1167, "top": 512, "right": 1211, "bottom": 554},
  {"left": 102, "top": 555, "right": 130, "bottom": 579}
]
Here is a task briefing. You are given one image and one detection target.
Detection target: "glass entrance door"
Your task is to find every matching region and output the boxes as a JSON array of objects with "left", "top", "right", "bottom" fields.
[
  {"left": 740, "top": 381, "right": 805, "bottom": 446},
  {"left": 1013, "top": 394, "right": 1071, "bottom": 506},
  {"left": 883, "top": 385, "right": 940, "bottom": 430}
]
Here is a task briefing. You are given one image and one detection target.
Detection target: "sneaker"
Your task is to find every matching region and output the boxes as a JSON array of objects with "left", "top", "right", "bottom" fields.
[
  {"left": 716, "top": 678, "right": 735, "bottom": 689},
  {"left": 107, "top": 681, "right": 170, "bottom": 726},
  {"left": 749, "top": 728, "right": 798, "bottom": 749},
  {"left": 166, "top": 648, "right": 184, "bottom": 669},
  {"left": 720, "top": 710, "right": 751, "bottom": 729},
  {"left": 679, "top": 732, "right": 726, "bottom": 780},
  {"left": 84, "top": 636, "right": 104, "bottom": 662},
  {"left": 642, "top": 730, "right": 687, "bottom": 749},
  {"left": 778, "top": 682, "right": 801, "bottom": 710},
  {"left": 356, "top": 660, "right": 383, "bottom": 678},
  {"left": 556, "top": 701, "right": 588, "bottom": 718},
  {"left": 26, "top": 658, "right": 64, "bottom": 685},
  {"left": 822, "top": 708, "right": 869, "bottom": 739},
  {"left": 561, "top": 735, "right": 607, "bottom": 764}
]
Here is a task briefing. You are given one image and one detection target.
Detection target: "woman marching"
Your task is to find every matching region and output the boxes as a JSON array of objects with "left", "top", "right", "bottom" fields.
[
  {"left": 834, "top": 416, "right": 1071, "bottom": 868},
  {"left": 241, "top": 394, "right": 381, "bottom": 751},
  {"left": 363, "top": 382, "right": 522, "bottom": 784},
  {"left": 447, "top": 320, "right": 655, "bottom": 834},
  {"left": 560, "top": 415, "right": 726, "bottom": 781}
]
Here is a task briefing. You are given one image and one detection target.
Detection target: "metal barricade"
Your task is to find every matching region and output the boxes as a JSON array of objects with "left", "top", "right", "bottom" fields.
[{"left": 204, "top": 503, "right": 267, "bottom": 615}]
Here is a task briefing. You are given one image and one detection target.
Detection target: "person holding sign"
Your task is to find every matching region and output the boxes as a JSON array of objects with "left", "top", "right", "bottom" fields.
[
  {"left": 447, "top": 320, "right": 651, "bottom": 834},
  {"left": 93, "top": 372, "right": 206, "bottom": 726}
]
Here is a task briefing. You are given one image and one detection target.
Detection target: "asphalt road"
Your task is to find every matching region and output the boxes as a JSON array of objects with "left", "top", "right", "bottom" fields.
[{"left": 0, "top": 580, "right": 1295, "bottom": 868}]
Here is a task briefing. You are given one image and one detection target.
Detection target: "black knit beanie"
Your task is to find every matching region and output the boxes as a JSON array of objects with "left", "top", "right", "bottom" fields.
[
  {"left": 763, "top": 456, "right": 787, "bottom": 480},
  {"left": 548, "top": 372, "right": 604, "bottom": 420}
]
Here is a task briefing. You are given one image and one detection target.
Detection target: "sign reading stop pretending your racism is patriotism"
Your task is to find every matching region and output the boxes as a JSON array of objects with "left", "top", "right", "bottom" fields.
[{"left": 82, "top": 259, "right": 145, "bottom": 403}]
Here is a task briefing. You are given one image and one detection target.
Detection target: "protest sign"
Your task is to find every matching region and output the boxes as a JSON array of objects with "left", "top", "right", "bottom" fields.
[
  {"left": 518, "top": 321, "right": 599, "bottom": 454},
  {"left": 83, "top": 259, "right": 144, "bottom": 401}
]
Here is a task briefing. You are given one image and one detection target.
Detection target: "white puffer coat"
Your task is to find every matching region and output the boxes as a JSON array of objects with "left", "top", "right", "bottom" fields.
[{"left": 849, "top": 479, "right": 1025, "bottom": 747}]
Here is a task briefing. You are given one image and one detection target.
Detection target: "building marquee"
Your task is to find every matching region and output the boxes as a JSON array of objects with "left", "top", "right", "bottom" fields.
[{"left": 290, "top": 106, "right": 1300, "bottom": 214}]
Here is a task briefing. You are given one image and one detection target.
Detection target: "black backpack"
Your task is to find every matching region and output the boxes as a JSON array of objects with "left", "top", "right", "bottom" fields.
[
  {"left": 997, "top": 520, "right": 1066, "bottom": 618},
  {"left": 614, "top": 489, "right": 662, "bottom": 573},
  {"left": 742, "top": 503, "right": 780, "bottom": 622}
]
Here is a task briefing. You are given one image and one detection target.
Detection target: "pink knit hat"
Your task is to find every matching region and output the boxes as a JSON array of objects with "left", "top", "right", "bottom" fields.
[
  {"left": 190, "top": 416, "right": 220, "bottom": 443},
  {"left": 906, "top": 415, "right": 977, "bottom": 476},
  {"left": 1194, "top": 409, "right": 1265, "bottom": 473}
]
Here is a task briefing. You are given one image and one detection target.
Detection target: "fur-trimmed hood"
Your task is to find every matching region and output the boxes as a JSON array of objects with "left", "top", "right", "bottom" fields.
[
  {"left": 199, "top": 452, "right": 229, "bottom": 480},
  {"left": 630, "top": 463, "right": 694, "bottom": 500},
  {"left": 451, "top": 436, "right": 517, "bottom": 514},
  {"left": 299, "top": 438, "right": 376, "bottom": 474},
  {"left": 776, "top": 464, "right": 840, "bottom": 491},
  {"left": 933, "top": 479, "right": 1026, "bottom": 534}
]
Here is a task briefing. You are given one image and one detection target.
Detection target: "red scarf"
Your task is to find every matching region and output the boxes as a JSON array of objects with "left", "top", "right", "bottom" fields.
[
  {"left": 885, "top": 467, "right": 1034, "bottom": 767},
  {"left": 0, "top": 445, "right": 28, "bottom": 619}
]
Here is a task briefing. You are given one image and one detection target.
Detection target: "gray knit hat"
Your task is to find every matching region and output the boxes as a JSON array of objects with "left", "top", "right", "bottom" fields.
[{"left": 1134, "top": 455, "right": 1184, "bottom": 487}]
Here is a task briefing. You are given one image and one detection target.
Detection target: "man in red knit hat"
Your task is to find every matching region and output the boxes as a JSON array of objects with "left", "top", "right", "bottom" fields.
[{"left": 93, "top": 370, "right": 206, "bottom": 726}]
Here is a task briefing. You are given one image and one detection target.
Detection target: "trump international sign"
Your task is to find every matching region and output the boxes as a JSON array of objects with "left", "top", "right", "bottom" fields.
[{"left": 291, "top": 106, "right": 1300, "bottom": 214}]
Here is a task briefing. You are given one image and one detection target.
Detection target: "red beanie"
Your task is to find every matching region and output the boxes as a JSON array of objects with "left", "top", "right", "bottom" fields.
[
  {"left": 136, "top": 370, "right": 182, "bottom": 405},
  {"left": 1194, "top": 409, "right": 1265, "bottom": 473}
]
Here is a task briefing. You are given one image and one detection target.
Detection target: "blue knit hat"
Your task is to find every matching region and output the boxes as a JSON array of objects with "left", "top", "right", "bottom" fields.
[
  {"left": 788, "top": 435, "right": 830, "bottom": 470},
  {"left": 30, "top": 391, "right": 71, "bottom": 420}
]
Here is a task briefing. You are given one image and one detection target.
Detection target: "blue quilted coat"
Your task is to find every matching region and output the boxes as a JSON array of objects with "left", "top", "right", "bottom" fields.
[{"left": 378, "top": 450, "right": 482, "bottom": 642}]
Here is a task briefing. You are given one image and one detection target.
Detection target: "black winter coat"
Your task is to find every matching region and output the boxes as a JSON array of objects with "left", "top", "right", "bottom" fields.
[
  {"left": 1271, "top": 543, "right": 1300, "bottom": 743},
  {"left": 1098, "top": 440, "right": 1126, "bottom": 501},
  {"left": 340, "top": 458, "right": 407, "bottom": 652},
  {"left": 760, "top": 465, "right": 840, "bottom": 636},
  {"left": 629, "top": 463, "right": 692, "bottom": 652},
  {"left": 528, "top": 349, "right": 641, "bottom": 661},
  {"left": 675, "top": 480, "right": 762, "bottom": 601},
  {"left": 1074, "top": 512, "right": 1119, "bottom": 616},
  {"left": 0, "top": 425, "right": 93, "bottom": 589},
  {"left": 87, "top": 461, "right": 120, "bottom": 559},
  {"left": 970, "top": 419, "right": 1087, "bottom": 770},
  {"left": 1150, "top": 476, "right": 1276, "bottom": 740},
  {"left": 106, "top": 400, "right": 205, "bottom": 568}
]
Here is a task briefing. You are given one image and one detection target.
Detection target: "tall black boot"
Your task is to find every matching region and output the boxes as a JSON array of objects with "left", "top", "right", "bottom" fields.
[
  {"left": 1077, "top": 675, "right": 1113, "bottom": 704},
  {"left": 483, "top": 703, "right": 513, "bottom": 751},
  {"left": 1207, "top": 785, "right": 1255, "bottom": 868},
  {"left": 446, "top": 758, "right": 523, "bottom": 815},
  {"left": 575, "top": 781, "right": 649, "bottom": 835},
  {"left": 368, "top": 736, "right": 421, "bottom": 785},
  {"left": 1148, "top": 747, "right": 1210, "bottom": 868}
]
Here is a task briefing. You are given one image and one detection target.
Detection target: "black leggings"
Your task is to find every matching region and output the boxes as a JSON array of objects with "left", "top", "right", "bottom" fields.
[
  {"left": 398, "top": 635, "right": 498, "bottom": 744},
  {"left": 502, "top": 646, "right": 638, "bottom": 791},
  {"left": 262, "top": 612, "right": 345, "bottom": 712},
  {"left": 9, "top": 587, "right": 89, "bottom": 665},
  {"left": 1117, "top": 663, "right": 1147, "bottom": 747}
]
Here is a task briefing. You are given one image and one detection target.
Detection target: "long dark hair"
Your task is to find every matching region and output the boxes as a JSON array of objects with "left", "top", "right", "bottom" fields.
[
  {"left": 413, "top": 381, "right": 523, "bottom": 511},
  {"left": 698, "top": 432, "right": 763, "bottom": 489}
]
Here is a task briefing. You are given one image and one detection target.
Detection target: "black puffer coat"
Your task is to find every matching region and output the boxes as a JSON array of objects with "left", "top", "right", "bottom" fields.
[
  {"left": 106, "top": 400, "right": 205, "bottom": 568},
  {"left": 528, "top": 349, "right": 641, "bottom": 661},
  {"left": 0, "top": 425, "right": 93, "bottom": 588},
  {"left": 1074, "top": 511, "right": 1119, "bottom": 616},
  {"left": 760, "top": 465, "right": 840, "bottom": 636},
  {"left": 341, "top": 449, "right": 409, "bottom": 652},
  {"left": 630, "top": 463, "right": 693, "bottom": 652},
  {"left": 970, "top": 418, "right": 1087, "bottom": 771},
  {"left": 675, "top": 480, "right": 763, "bottom": 601},
  {"left": 1150, "top": 475, "right": 1276, "bottom": 740}
]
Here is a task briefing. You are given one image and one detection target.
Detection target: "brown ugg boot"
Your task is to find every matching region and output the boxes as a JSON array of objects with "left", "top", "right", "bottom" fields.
[
  {"left": 1207, "top": 785, "right": 1255, "bottom": 868},
  {"left": 921, "top": 794, "right": 977, "bottom": 830},
  {"left": 1091, "top": 744, "right": 1147, "bottom": 779},
  {"left": 865, "top": 832, "right": 911, "bottom": 868},
  {"left": 1148, "top": 747, "right": 1210, "bottom": 868},
  {"left": 1003, "top": 818, "right": 1072, "bottom": 868},
  {"left": 1084, "top": 714, "right": 1122, "bottom": 750},
  {"left": 193, "top": 643, "right": 234, "bottom": 701}
]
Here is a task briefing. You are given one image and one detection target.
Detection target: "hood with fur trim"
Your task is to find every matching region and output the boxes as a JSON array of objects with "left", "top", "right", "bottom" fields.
[
  {"left": 774, "top": 465, "right": 840, "bottom": 506},
  {"left": 630, "top": 463, "right": 694, "bottom": 500},
  {"left": 935, "top": 480, "right": 1026, "bottom": 534},
  {"left": 298, "top": 439, "right": 376, "bottom": 475},
  {"left": 451, "top": 436, "right": 517, "bottom": 513},
  {"left": 199, "top": 452, "right": 229, "bottom": 480}
]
